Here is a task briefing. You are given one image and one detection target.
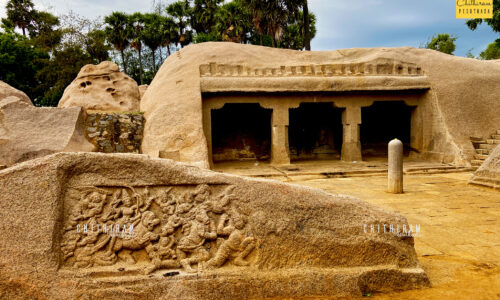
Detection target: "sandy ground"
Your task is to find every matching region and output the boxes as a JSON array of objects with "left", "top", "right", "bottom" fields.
[{"left": 290, "top": 172, "right": 500, "bottom": 299}]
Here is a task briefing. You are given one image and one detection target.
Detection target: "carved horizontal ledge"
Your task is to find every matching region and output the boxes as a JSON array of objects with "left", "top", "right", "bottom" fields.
[
  {"left": 200, "top": 62, "right": 425, "bottom": 78},
  {"left": 200, "top": 76, "right": 431, "bottom": 93}
]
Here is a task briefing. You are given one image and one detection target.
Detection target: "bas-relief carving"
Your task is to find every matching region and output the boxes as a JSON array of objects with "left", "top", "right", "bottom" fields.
[{"left": 61, "top": 184, "right": 256, "bottom": 274}]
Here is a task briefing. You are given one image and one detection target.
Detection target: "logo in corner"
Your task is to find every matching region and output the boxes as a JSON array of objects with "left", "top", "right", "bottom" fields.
[{"left": 456, "top": 0, "right": 493, "bottom": 19}]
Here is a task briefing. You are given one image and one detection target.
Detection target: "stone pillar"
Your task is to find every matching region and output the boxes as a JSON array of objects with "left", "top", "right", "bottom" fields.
[
  {"left": 388, "top": 139, "right": 403, "bottom": 193},
  {"left": 271, "top": 106, "right": 290, "bottom": 165},
  {"left": 341, "top": 106, "right": 362, "bottom": 161}
]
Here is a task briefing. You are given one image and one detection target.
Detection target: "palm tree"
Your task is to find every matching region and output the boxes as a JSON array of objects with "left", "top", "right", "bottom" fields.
[
  {"left": 5, "top": 0, "right": 35, "bottom": 36},
  {"left": 142, "top": 13, "right": 165, "bottom": 73},
  {"left": 215, "top": 0, "right": 252, "bottom": 43},
  {"left": 130, "top": 13, "right": 145, "bottom": 84},
  {"left": 191, "top": 0, "right": 223, "bottom": 33},
  {"left": 161, "top": 16, "right": 178, "bottom": 57},
  {"left": 104, "top": 12, "right": 132, "bottom": 73},
  {"left": 166, "top": 0, "right": 192, "bottom": 48},
  {"left": 285, "top": 0, "right": 311, "bottom": 50}
]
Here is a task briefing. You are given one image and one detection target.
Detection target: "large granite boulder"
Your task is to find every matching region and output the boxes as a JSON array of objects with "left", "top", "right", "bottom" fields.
[
  {"left": 141, "top": 42, "right": 500, "bottom": 168},
  {"left": 0, "top": 81, "right": 31, "bottom": 105},
  {"left": 0, "top": 152, "right": 429, "bottom": 299},
  {"left": 0, "top": 97, "right": 94, "bottom": 166},
  {"left": 470, "top": 144, "right": 500, "bottom": 189},
  {"left": 58, "top": 61, "right": 140, "bottom": 112}
]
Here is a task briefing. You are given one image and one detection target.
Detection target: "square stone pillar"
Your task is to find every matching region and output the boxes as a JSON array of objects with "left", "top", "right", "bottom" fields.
[
  {"left": 271, "top": 106, "right": 290, "bottom": 165},
  {"left": 341, "top": 106, "right": 363, "bottom": 162}
]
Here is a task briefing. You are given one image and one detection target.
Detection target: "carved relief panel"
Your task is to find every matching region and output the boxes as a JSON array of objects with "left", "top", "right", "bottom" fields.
[{"left": 61, "top": 184, "right": 256, "bottom": 274}]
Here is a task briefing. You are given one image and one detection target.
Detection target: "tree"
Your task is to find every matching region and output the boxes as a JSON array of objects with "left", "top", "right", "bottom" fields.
[
  {"left": 35, "top": 44, "right": 93, "bottom": 106},
  {"left": 85, "top": 29, "right": 111, "bottom": 63},
  {"left": 191, "top": 0, "right": 223, "bottom": 34},
  {"left": 130, "top": 13, "right": 145, "bottom": 84},
  {"left": 142, "top": 13, "right": 166, "bottom": 73},
  {"left": 28, "top": 10, "right": 63, "bottom": 51},
  {"left": 4, "top": 0, "right": 34, "bottom": 36},
  {"left": 0, "top": 31, "right": 48, "bottom": 102},
  {"left": 104, "top": 12, "right": 132, "bottom": 73},
  {"left": 213, "top": 0, "right": 252, "bottom": 43},
  {"left": 280, "top": 9, "right": 316, "bottom": 50},
  {"left": 59, "top": 12, "right": 110, "bottom": 63},
  {"left": 425, "top": 34, "right": 457, "bottom": 55},
  {"left": 479, "top": 39, "right": 500, "bottom": 60},
  {"left": 285, "top": 0, "right": 311, "bottom": 50},
  {"left": 166, "top": 1, "right": 192, "bottom": 47},
  {"left": 466, "top": 0, "right": 500, "bottom": 33}
]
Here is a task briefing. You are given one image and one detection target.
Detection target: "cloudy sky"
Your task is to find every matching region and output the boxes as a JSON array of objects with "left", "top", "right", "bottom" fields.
[{"left": 0, "top": 0, "right": 498, "bottom": 56}]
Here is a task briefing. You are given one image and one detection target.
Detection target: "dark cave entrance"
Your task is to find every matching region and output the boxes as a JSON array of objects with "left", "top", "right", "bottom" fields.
[
  {"left": 288, "top": 102, "right": 343, "bottom": 161},
  {"left": 211, "top": 103, "right": 272, "bottom": 162},
  {"left": 361, "top": 101, "right": 414, "bottom": 157}
]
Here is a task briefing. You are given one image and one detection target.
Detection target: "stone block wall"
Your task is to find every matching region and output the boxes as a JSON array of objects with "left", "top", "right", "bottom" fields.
[{"left": 85, "top": 113, "right": 144, "bottom": 153}]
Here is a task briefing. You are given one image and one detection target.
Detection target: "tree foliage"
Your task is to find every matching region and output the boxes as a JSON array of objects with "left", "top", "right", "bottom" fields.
[
  {"left": 1, "top": 0, "right": 318, "bottom": 107},
  {"left": 479, "top": 39, "right": 500, "bottom": 60},
  {"left": 466, "top": 0, "right": 500, "bottom": 33},
  {"left": 425, "top": 33, "right": 457, "bottom": 55}
]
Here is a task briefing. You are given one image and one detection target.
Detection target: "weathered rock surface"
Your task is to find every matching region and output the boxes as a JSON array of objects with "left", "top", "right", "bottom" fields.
[
  {"left": 0, "top": 80, "right": 32, "bottom": 105},
  {"left": 141, "top": 42, "right": 500, "bottom": 168},
  {"left": 0, "top": 152, "right": 429, "bottom": 299},
  {"left": 139, "top": 84, "right": 148, "bottom": 99},
  {"left": 0, "top": 97, "right": 94, "bottom": 166},
  {"left": 58, "top": 61, "right": 140, "bottom": 112},
  {"left": 470, "top": 144, "right": 500, "bottom": 190},
  {"left": 85, "top": 112, "right": 144, "bottom": 153}
]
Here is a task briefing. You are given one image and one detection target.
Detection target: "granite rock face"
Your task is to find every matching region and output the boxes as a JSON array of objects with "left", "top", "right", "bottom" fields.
[
  {"left": 0, "top": 97, "right": 94, "bottom": 166},
  {"left": 0, "top": 81, "right": 31, "bottom": 105},
  {"left": 470, "top": 144, "right": 500, "bottom": 190},
  {"left": 58, "top": 61, "right": 140, "bottom": 112},
  {"left": 141, "top": 42, "right": 500, "bottom": 168},
  {"left": 0, "top": 152, "right": 429, "bottom": 299},
  {"left": 139, "top": 84, "right": 148, "bottom": 99}
]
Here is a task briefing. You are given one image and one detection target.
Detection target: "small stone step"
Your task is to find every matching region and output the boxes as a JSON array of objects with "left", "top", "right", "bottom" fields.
[
  {"left": 471, "top": 160, "right": 483, "bottom": 166},
  {"left": 491, "top": 134, "right": 500, "bottom": 139},
  {"left": 476, "top": 149, "right": 490, "bottom": 155},
  {"left": 474, "top": 154, "right": 488, "bottom": 160},
  {"left": 479, "top": 144, "right": 496, "bottom": 149},
  {"left": 470, "top": 136, "right": 484, "bottom": 142},
  {"left": 486, "top": 139, "right": 500, "bottom": 145},
  {"left": 497, "top": 130, "right": 500, "bottom": 135}
]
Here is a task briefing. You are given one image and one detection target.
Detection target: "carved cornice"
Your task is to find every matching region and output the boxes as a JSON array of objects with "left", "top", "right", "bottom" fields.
[{"left": 200, "top": 59, "right": 425, "bottom": 78}]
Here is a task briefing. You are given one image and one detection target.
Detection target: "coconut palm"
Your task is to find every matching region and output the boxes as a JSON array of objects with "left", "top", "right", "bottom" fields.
[
  {"left": 166, "top": 0, "right": 193, "bottom": 48},
  {"left": 5, "top": 0, "right": 34, "bottom": 36},
  {"left": 130, "top": 13, "right": 145, "bottom": 84},
  {"left": 104, "top": 12, "right": 132, "bottom": 73},
  {"left": 142, "top": 13, "right": 165, "bottom": 73}
]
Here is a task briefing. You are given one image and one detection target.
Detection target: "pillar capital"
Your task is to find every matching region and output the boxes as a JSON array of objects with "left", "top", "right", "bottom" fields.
[{"left": 342, "top": 105, "right": 361, "bottom": 125}]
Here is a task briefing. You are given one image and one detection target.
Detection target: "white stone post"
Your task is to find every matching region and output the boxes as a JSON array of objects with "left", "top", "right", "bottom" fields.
[{"left": 388, "top": 139, "right": 403, "bottom": 193}]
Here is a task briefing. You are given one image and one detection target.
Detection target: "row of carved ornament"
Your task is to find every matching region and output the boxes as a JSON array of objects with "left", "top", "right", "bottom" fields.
[{"left": 200, "top": 61, "right": 424, "bottom": 78}]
